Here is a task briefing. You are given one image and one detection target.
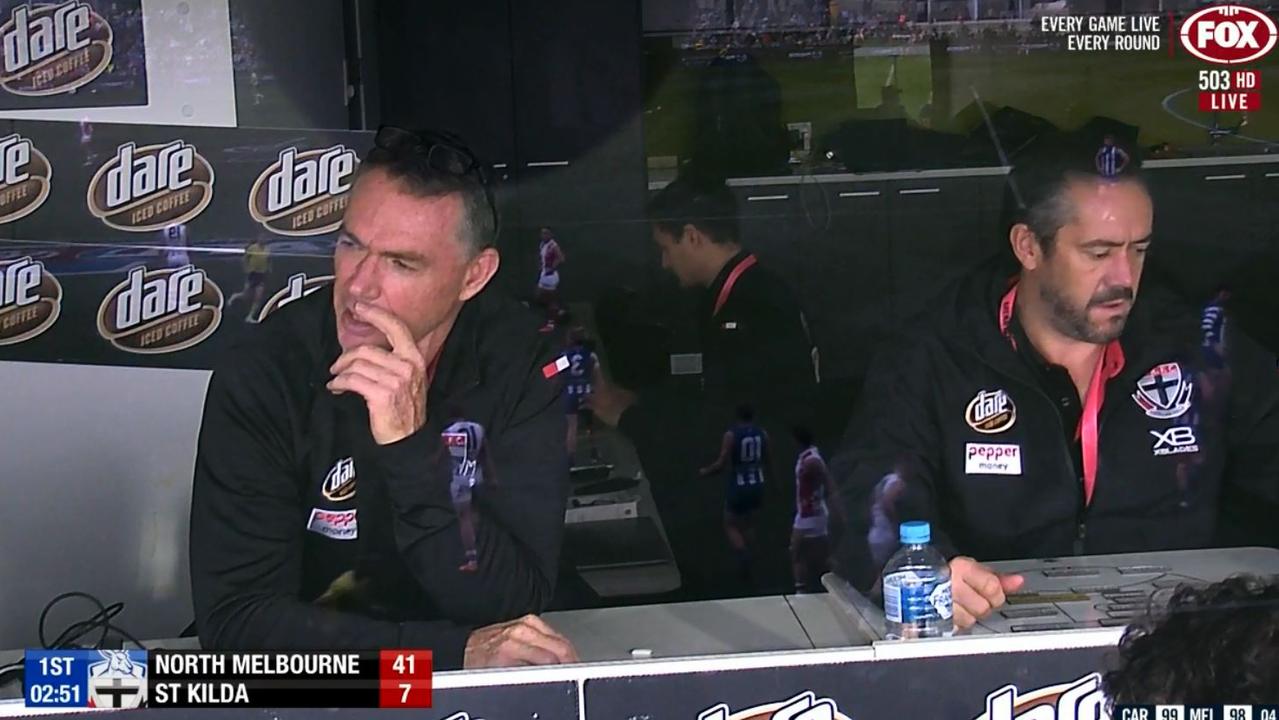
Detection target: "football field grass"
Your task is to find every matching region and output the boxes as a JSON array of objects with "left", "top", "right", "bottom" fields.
[{"left": 644, "top": 45, "right": 1277, "bottom": 162}]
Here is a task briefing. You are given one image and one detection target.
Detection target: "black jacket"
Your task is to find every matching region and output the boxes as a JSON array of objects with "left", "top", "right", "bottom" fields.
[
  {"left": 620, "top": 250, "right": 819, "bottom": 439},
  {"left": 189, "top": 287, "right": 568, "bottom": 669},
  {"left": 834, "top": 259, "right": 1279, "bottom": 589}
]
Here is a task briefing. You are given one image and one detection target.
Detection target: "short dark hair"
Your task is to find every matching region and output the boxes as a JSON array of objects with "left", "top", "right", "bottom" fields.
[
  {"left": 1103, "top": 576, "right": 1279, "bottom": 705},
  {"left": 647, "top": 174, "right": 739, "bottom": 245},
  {"left": 736, "top": 404, "right": 755, "bottom": 422},
  {"left": 361, "top": 127, "right": 497, "bottom": 255},
  {"left": 1004, "top": 132, "right": 1146, "bottom": 255}
]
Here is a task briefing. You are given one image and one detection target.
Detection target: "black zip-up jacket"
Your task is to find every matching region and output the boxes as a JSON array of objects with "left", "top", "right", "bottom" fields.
[
  {"left": 189, "top": 286, "right": 568, "bottom": 669},
  {"left": 834, "top": 260, "right": 1279, "bottom": 589}
]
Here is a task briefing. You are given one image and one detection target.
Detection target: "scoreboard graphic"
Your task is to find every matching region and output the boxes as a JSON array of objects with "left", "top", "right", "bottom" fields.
[{"left": 23, "top": 649, "right": 433, "bottom": 709}]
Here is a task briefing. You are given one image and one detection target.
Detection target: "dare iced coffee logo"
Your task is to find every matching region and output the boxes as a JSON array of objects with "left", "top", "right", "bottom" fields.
[
  {"left": 249, "top": 145, "right": 358, "bottom": 236},
  {"left": 0, "top": 256, "right": 61, "bottom": 345},
  {"left": 0, "top": 1, "right": 113, "bottom": 96},
  {"left": 97, "top": 265, "right": 223, "bottom": 354},
  {"left": 87, "top": 140, "right": 215, "bottom": 232},
  {"left": 973, "top": 673, "right": 1108, "bottom": 720},
  {"left": 0, "top": 133, "right": 51, "bottom": 224},
  {"left": 1180, "top": 5, "right": 1277, "bottom": 64}
]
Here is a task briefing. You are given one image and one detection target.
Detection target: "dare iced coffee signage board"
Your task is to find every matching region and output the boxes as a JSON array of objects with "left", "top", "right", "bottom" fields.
[
  {"left": 0, "top": 0, "right": 147, "bottom": 110},
  {"left": 0, "top": 119, "right": 371, "bottom": 369}
]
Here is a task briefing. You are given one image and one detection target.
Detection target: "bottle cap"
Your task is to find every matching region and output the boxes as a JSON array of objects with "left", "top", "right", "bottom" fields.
[{"left": 900, "top": 520, "right": 931, "bottom": 544}]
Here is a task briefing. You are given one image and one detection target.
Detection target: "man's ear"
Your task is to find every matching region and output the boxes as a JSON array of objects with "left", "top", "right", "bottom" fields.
[
  {"left": 1009, "top": 223, "right": 1044, "bottom": 272},
  {"left": 459, "top": 248, "right": 500, "bottom": 302},
  {"left": 683, "top": 223, "right": 707, "bottom": 248}
]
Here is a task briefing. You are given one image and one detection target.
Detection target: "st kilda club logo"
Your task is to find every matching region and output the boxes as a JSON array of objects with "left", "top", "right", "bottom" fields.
[
  {"left": 0, "top": 1, "right": 114, "bottom": 96},
  {"left": 1179, "top": 5, "right": 1277, "bottom": 65},
  {"left": 97, "top": 265, "right": 223, "bottom": 354},
  {"left": 0, "top": 133, "right": 52, "bottom": 224},
  {"left": 248, "top": 145, "right": 359, "bottom": 236},
  {"left": 87, "top": 140, "right": 215, "bottom": 232},
  {"left": 0, "top": 256, "right": 61, "bottom": 345}
]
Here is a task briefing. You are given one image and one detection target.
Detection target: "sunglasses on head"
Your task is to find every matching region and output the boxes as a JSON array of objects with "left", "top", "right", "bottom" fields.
[{"left": 372, "top": 126, "right": 499, "bottom": 236}]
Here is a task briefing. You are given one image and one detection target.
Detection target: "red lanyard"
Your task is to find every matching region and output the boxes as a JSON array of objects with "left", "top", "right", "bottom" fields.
[
  {"left": 713, "top": 254, "right": 758, "bottom": 317},
  {"left": 998, "top": 285, "right": 1124, "bottom": 506}
]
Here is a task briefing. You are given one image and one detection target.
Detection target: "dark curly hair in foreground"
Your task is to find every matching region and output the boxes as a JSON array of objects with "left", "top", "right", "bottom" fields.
[{"left": 1104, "top": 575, "right": 1279, "bottom": 706}]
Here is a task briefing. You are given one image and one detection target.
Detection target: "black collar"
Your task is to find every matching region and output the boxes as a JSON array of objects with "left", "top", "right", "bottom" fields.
[{"left": 705, "top": 248, "right": 752, "bottom": 303}]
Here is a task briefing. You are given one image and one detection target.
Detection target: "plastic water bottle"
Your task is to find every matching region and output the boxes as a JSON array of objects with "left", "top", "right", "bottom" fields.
[{"left": 882, "top": 521, "right": 953, "bottom": 639}]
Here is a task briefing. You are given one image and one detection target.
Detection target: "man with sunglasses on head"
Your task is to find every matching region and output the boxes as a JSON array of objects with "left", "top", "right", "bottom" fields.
[
  {"left": 190, "top": 127, "right": 578, "bottom": 669},
  {"left": 832, "top": 133, "right": 1279, "bottom": 631}
]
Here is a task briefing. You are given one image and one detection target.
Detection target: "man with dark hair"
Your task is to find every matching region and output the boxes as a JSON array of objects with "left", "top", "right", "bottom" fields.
[
  {"left": 590, "top": 175, "right": 818, "bottom": 440},
  {"left": 191, "top": 127, "right": 578, "bottom": 669},
  {"left": 1104, "top": 576, "right": 1279, "bottom": 704},
  {"left": 587, "top": 175, "right": 820, "bottom": 596},
  {"left": 833, "top": 133, "right": 1279, "bottom": 629}
]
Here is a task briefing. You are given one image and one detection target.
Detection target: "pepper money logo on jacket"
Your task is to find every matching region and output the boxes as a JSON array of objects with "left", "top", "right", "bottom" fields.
[
  {"left": 0, "top": 1, "right": 114, "bottom": 97},
  {"left": 966, "top": 389, "right": 1017, "bottom": 434},
  {"left": 0, "top": 256, "right": 62, "bottom": 345},
  {"left": 0, "top": 133, "right": 52, "bottom": 223},
  {"left": 87, "top": 140, "right": 215, "bottom": 232},
  {"left": 248, "top": 145, "right": 359, "bottom": 236},
  {"left": 96, "top": 265, "right": 223, "bottom": 354}
]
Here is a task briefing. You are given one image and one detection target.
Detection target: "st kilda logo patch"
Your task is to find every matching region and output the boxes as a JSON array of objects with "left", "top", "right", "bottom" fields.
[
  {"left": 1179, "top": 5, "right": 1277, "bottom": 65},
  {"left": 965, "top": 389, "right": 1017, "bottom": 434},
  {"left": 87, "top": 140, "right": 215, "bottom": 232},
  {"left": 0, "top": 1, "right": 114, "bottom": 97},
  {"left": 0, "top": 133, "right": 51, "bottom": 223},
  {"left": 248, "top": 145, "right": 359, "bottom": 236},
  {"left": 1132, "top": 362, "right": 1193, "bottom": 420},
  {"left": 96, "top": 265, "right": 223, "bottom": 354},
  {"left": 0, "top": 256, "right": 61, "bottom": 345}
]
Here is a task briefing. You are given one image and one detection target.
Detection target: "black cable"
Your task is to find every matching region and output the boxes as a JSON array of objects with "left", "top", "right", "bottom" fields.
[{"left": 2, "top": 592, "right": 149, "bottom": 691}]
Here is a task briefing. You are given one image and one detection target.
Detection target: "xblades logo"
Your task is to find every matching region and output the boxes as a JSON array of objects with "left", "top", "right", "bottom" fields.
[
  {"left": 97, "top": 265, "right": 223, "bottom": 354},
  {"left": 249, "top": 146, "right": 358, "bottom": 236},
  {"left": 0, "top": 133, "right": 52, "bottom": 224},
  {"left": 0, "top": 1, "right": 113, "bottom": 96},
  {"left": 87, "top": 141, "right": 215, "bottom": 232},
  {"left": 257, "top": 272, "right": 333, "bottom": 322},
  {"left": 0, "top": 256, "right": 61, "bottom": 345},
  {"left": 1180, "top": 5, "right": 1278, "bottom": 64}
]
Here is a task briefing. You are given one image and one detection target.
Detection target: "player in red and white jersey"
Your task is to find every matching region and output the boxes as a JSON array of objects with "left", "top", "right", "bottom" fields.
[
  {"left": 791, "top": 426, "right": 837, "bottom": 593},
  {"left": 535, "top": 227, "right": 564, "bottom": 331}
]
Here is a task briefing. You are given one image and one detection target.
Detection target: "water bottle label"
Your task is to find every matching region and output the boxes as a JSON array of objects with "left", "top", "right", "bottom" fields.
[
  {"left": 929, "top": 580, "right": 953, "bottom": 620},
  {"left": 883, "top": 571, "right": 951, "bottom": 623}
]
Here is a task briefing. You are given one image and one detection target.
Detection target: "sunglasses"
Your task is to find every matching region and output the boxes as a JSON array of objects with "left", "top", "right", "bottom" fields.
[{"left": 372, "top": 125, "right": 499, "bottom": 238}]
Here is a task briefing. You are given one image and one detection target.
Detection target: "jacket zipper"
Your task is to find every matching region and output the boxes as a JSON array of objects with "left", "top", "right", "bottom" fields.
[{"left": 971, "top": 353, "right": 1089, "bottom": 556}]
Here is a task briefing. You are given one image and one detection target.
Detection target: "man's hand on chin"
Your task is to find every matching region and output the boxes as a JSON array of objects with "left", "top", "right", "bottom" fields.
[
  {"left": 327, "top": 302, "right": 431, "bottom": 445},
  {"left": 464, "top": 615, "right": 579, "bottom": 668}
]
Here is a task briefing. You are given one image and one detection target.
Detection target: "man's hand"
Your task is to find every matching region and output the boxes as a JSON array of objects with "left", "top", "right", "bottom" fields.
[
  {"left": 585, "top": 372, "right": 636, "bottom": 428},
  {"left": 949, "top": 556, "right": 1025, "bottom": 630},
  {"left": 463, "top": 614, "right": 579, "bottom": 668},
  {"left": 327, "top": 302, "right": 430, "bottom": 445}
]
